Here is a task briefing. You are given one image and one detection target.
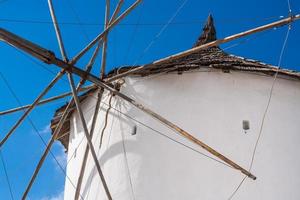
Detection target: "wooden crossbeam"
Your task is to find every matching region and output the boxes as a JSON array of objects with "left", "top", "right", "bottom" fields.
[
  {"left": 0, "top": 71, "right": 64, "bottom": 148},
  {"left": 0, "top": 1, "right": 141, "bottom": 199},
  {"left": 2, "top": 12, "right": 299, "bottom": 195},
  {"left": 1, "top": 14, "right": 300, "bottom": 116},
  {"left": 105, "top": 14, "right": 300, "bottom": 82},
  {"left": 52, "top": 58, "right": 258, "bottom": 180},
  {"left": 0, "top": 25, "right": 257, "bottom": 179},
  {"left": 0, "top": 85, "right": 93, "bottom": 116},
  {"left": 68, "top": 73, "right": 112, "bottom": 200},
  {"left": 70, "top": 0, "right": 141, "bottom": 64},
  {"left": 48, "top": 0, "right": 68, "bottom": 61}
]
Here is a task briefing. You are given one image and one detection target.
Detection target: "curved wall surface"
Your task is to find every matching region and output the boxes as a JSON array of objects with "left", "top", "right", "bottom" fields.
[{"left": 64, "top": 70, "right": 300, "bottom": 200}]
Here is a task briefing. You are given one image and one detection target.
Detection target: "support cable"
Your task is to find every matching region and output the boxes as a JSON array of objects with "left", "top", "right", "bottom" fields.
[
  {"left": 117, "top": 102, "right": 136, "bottom": 200},
  {"left": 65, "top": 0, "right": 90, "bottom": 41},
  {"left": 68, "top": 72, "right": 112, "bottom": 200},
  {"left": 0, "top": 150, "right": 15, "bottom": 200},
  {"left": 87, "top": 94, "right": 233, "bottom": 169},
  {"left": 0, "top": 71, "right": 84, "bottom": 200},
  {"left": 123, "top": 1, "right": 143, "bottom": 64},
  {"left": 227, "top": 21, "right": 291, "bottom": 200},
  {"left": 0, "top": 16, "right": 285, "bottom": 26},
  {"left": 133, "top": 0, "right": 189, "bottom": 65}
]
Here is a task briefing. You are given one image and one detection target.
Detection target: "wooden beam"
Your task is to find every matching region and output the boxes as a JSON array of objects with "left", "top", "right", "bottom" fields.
[
  {"left": 74, "top": 88, "right": 104, "bottom": 200},
  {"left": 0, "top": 85, "right": 94, "bottom": 116},
  {"left": 0, "top": 71, "right": 64, "bottom": 148},
  {"left": 3, "top": 12, "right": 299, "bottom": 183},
  {"left": 105, "top": 14, "right": 300, "bottom": 82},
  {"left": 70, "top": 0, "right": 141, "bottom": 64},
  {"left": 52, "top": 58, "right": 257, "bottom": 180},
  {"left": 22, "top": 96, "right": 75, "bottom": 200},
  {"left": 74, "top": 1, "right": 124, "bottom": 198},
  {"left": 68, "top": 73, "right": 112, "bottom": 200},
  {"left": 0, "top": 28, "right": 56, "bottom": 63},
  {"left": 100, "top": 0, "right": 110, "bottom": 78},
  {"left": 48, "top": 0, "right": 68, "bottom": 61},
  {"left": 21, "top": 72, "right": 94, "bottom": 199},
  {"left": 110, "top": 0, "right": 124, "bottom": 23}
]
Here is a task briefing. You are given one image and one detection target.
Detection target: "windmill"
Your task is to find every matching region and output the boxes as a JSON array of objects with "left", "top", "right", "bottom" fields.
[{"left": 0, "top": 0, "right": 300, "bottom": 199}]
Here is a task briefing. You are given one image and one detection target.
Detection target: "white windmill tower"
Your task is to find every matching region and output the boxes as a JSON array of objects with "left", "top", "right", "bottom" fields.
[
  {"left": 0, "top": 1, "right": 300, "bottom": 200},
  {"left": 51, "top": 14, "right": 300, "bottom": 200}
]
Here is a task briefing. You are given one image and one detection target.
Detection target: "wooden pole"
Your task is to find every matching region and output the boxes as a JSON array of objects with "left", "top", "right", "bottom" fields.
[
  {"left": 68, "top": 73, "right": 112, "bottom": 200},
  {"left": 100, "top": 0, "right": 110, "bottom": 78},
  {"left": 74, "top": 1, "right": 124, "bottom": 198},
  {"left": 70, "top": 0, "right": 141, "bottom": 64},
  {"left": 48, "top": 0, "right": 68, "bottom": 61},
  {"left": 105, "top": 14, "right": 300, "bottom": 82},
  {"left": 52, "top": 58, "right": 257, "bottom": 180},
  {"left": 110, "top": 0, "right": 124, "bottom": 23},
  {"left": 74, "top": 88, "right": 104, "bottom": 200},
  {"left": 0, "top": 71, "right": 64, "bottom": 148},
  {"left": 22, "top": 71, "right": 94, "bottom": 199},
  {"left": 2, "top": 2, "right": 138, "bottom": 198},
  {"left": 0, "top": 28, "right": 56, "bottom": 64},
  {"left": 22, "top": 96, "right": 75, "bottom": 200},
  {"left": 2, "top": 12, "right": 299, "bottom": 183},
  {"left": 0, "top": 85, "right": 93, "bottom": 116}
]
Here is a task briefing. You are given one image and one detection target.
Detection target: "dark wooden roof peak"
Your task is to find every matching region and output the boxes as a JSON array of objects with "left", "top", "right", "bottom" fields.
[{"left": 194, "top": 14, "right": 217, "bottom": 47}]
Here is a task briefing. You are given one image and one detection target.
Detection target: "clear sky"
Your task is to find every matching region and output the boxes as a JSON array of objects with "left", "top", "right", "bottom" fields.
[{"left": 0, "top": 0, "right": 299, "bottom": 199}]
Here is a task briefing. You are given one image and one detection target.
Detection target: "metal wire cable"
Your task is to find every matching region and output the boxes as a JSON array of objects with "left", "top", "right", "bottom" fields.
[
  {"left": 226, "top": 23, "right": 291, "bottom": 200},
  {"left": 117, "top": 101, "right": 136, "bottom": 200},
  {"left": 287, "top": 0, "right": 292, "bottom": 13},
  {"left": 133, "top": 0, "right": 189, "bottom": 65},
  {"left": 14, "top": 48, "right": 58, "bottom": 76},
  {"left": 0, "top": 16, "right": 283, "bottom": 26},
  {"left": 86, "top": 94, "right": 234, "bottom": 169},
  {"left": 123, "top": 1, "right": 143, "bottom": 64},
  {"left": 131, "top": 28, "right": 273, "bottom": 85},
  {"left": 82, "top": 26, "right": 276, "bottom": 172},
  {"left": 0, "top": 18, "right": 275, "bottom": 200},
  {"left": 249, "top": 26, "right": 291, "bottom": 171},
  {"left": 0, "top": 71, "right": 84, "bottom": 200},
  {"left": 64, "top": 0, "right": 90, "bottom": 41},
  {"left": 0, "top": 150, "right": 15, "bottom": 200}
]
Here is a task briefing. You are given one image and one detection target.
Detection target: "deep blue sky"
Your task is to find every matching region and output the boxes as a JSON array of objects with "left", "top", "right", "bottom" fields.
[{"left": 0, "top": 0, "right": 299, "bottom": 199}]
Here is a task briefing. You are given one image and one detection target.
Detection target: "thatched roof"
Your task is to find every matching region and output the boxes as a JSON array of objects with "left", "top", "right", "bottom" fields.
[{"left": 51, "top": 15, "right": 300, "bottom": 151}]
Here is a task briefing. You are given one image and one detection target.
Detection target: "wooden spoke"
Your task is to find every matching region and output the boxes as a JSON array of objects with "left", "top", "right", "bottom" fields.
[
  {"left": 0, "top": 71, "right": 64, "bottom": 148},
  {"left": 48, "top": 0, "right": 68, "bottom": 61},
  {"left": 70, "top": 0, "right": 142, "bottom": 64},
  {"left": 68, "top": 73, "right": 112, "bottom": 200}
]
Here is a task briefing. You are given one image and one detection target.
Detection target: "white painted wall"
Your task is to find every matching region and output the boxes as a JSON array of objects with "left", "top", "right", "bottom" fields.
[{"left": 64, "top": 69, "right": 300, "bottom": 200}]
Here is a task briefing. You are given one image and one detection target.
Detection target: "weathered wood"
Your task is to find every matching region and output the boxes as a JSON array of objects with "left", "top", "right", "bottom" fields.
[
  {"left": 52, "top": 58, "right": 257, "bottom": 180},
  {"left": 68, "top": 73, "right": 112, "bottom": 200},
  {"left": 74, "top": 88, "right": 104, "bottom": 200},
  {"left": 22, "top": 74, "right": 94, "bottom": 199},
  {"left": 22, "top": 94, "right": 75, "bottom": 200},
  {"left": 0, "top": 71, "right": 64, "bottom": 148},
  {"left": 0, "top": 85, "right": 93, "bottom": 116},
  {"left": 100, "top": 0, "right": 110, "bottom": 78},
  {"left": 74, "top": 1, "right": 124, "bottom": 198},
  {"left": 48, "top": 0, "right": 68, "bottom": 61},
  {"left": 110, "top": 0, "right": 124, "bottom": 23},
  {"left": 0, "top": 28, "right": 55, "bottom": 63},
  {"left": 70, "top": 0, "right": 141, "bottom": 64},
  {"left": 105, "top": 14, "right": 300, "bottom": 82},
  {"left": 3, "top": 12, "right": 299, "bottom": 184}
]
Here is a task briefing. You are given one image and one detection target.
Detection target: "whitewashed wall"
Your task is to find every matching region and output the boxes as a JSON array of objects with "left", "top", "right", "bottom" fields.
[{"left": 64, "top": 69, "right": 300, "bottom": 200}]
